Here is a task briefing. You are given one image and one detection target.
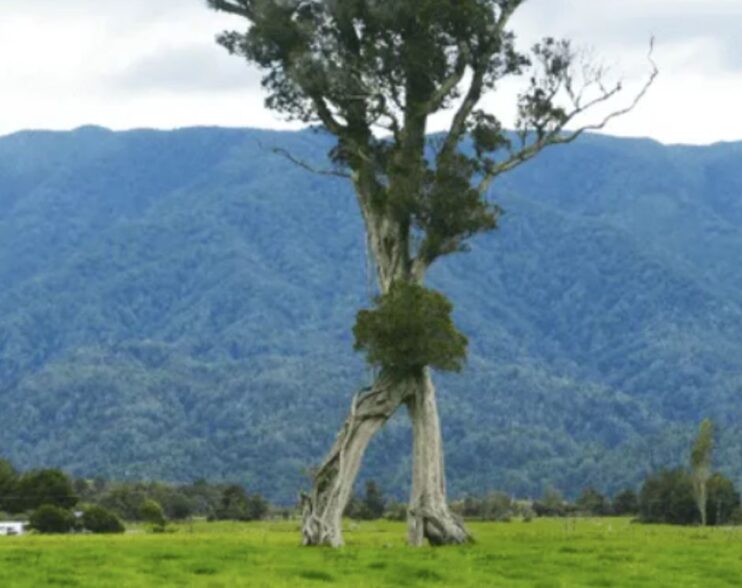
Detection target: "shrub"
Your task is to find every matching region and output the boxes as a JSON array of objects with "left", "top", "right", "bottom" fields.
[
  {"left": 639, "top": 469, "right": 698, "bottom": 525},
  {"left": 29, "top": 505, "right": 75, "bottom": 534},
  {"left": 576, "top": 487, "right": 609, "bottom": 516},
  {"left": 140, "top": 499, "right": 167, "bottom": 531},
  {"left": 17, "top": 469, "right": 78, "bottom": 511},
  {"left": 211, "top": 485, "right": 268, "bottom": 522},
  {"left": 353, "top": 282, "right": 467, "bottom": 377},
  {"left": 613, "top": 489, "right": 639, "bottom": 516},
  {"left": 533, "top": 487, "right": 570, "bottom": 517},
  {"left": 82, "top": 505, "right": 125, "bottom": 534},
  {"left": 706, "top": 473, "right": 739, "bottom": 526},
  {"left": 729, "top": 507, "right": 742, "bottom": 526},
  {"left": 384, "top": 501, "right": 408, "bottom": 522},
  {"left": 639, "top": 468, "right": 739, "bottom": 526}
]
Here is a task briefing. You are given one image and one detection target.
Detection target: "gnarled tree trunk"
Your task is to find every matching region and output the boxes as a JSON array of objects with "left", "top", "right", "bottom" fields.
[
  {"left": 302, "top": 203, "right": 470, "bottom": 546},
  {"left": 301, "top": 374, "right": 411, "bottom": 546},
  {"left": 407, "top": 370, "right": 471, "bottom": 546}
]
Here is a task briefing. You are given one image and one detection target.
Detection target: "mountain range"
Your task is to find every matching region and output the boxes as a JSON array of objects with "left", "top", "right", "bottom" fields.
[{"left": 1, "top": 126, "right": 741, "bottom": 503}]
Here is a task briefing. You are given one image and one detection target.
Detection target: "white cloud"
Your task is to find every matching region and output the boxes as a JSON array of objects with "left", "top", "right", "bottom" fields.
[{"left": 0, "top": 0, "right": 740, "bottom": 144}]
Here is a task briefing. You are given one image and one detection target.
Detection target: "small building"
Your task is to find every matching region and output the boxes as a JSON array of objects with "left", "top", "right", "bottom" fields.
[{"left": 0, "top": 522, "right": 27, "bottom": 536}]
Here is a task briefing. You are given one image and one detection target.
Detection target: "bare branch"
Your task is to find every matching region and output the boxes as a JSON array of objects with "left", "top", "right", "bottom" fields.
[
  {"left": 478, "top": 39, "right": 658, "bottom": 196},
  {"left": 207, "top": 0, "right": 253, "bottom": 19},
  {"left": 426, "top": 45, "right": 470, "bottom": 114},
  {"left": 311, "top": 96, "right": 348, "bottom": 137},
  {"left": 264, "top": 144, "right": 351, "bottom": 179}
]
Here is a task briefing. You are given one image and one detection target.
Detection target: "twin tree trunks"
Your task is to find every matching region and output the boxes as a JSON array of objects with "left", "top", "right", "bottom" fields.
[
  {"left": 300, "top": 215, "right": 470, "bottom": 548},
  {"left": 300, "top": 370, "right": 470, "bottom": 547},
  {"left": 206, "top": 0, "right": 656, "bottom": 549}
]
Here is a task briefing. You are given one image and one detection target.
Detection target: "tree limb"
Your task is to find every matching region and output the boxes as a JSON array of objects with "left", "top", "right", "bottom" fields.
[
  {"left": 478, "top": 40, "right": 658, "bottom": 196},
  {"left": 266, "top": 145, "right": 352, "bottom": 179},
  {"left": 207, "top": 0, "right": 253, "bottom": 19}
]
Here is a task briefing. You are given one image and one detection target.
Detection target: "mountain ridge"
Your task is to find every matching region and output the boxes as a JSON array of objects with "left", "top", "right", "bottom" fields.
[{"left": 1, "top": 126, "right": 740, "bottom": 503}]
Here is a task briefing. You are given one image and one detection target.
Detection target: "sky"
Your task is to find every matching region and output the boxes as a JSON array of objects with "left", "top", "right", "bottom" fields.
[{"left": 0, "top": 0, "right": 740, "bottom": 144}]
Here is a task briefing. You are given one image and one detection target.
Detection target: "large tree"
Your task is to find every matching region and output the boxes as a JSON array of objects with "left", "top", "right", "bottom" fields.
[{"left": 208, "top": 0, "right": 656, "bottom": 546}]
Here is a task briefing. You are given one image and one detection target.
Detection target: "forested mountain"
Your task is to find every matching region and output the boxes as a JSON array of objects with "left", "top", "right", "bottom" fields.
[{"left": 1, "top": 126, "right": 741, "bottom": 503}]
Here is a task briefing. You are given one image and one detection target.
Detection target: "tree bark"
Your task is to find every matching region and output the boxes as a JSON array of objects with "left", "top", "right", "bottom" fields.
[
  {"left": 407, "top": 370, "right": 472, "bottom": 546},
  {"left": 301, "top": 374, "right": 411, "bottom": 546}
]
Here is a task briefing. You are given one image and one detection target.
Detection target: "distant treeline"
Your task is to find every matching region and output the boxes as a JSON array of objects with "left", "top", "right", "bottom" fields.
[
  {"left": 0, "top": 456, "right": 273, "bottom": 534},
  {"left": 3, "top": 455, "right": 740, "bottom": 534}
]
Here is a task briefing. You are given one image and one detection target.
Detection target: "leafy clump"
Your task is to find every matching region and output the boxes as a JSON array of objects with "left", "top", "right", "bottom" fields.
[{"left": 353, "top": 282, "right": 467, "bottom": 377}]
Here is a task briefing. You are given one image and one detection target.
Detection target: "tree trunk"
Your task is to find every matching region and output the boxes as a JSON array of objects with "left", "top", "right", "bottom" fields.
[
  {"left": 407, "top": 370, "right": 472, "bottom": 546},
  {"left": 301, "top": 374, "right": 411, "bottom": 546}
]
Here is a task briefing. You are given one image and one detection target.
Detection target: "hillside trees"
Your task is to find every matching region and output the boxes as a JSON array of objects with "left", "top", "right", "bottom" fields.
[
  {"left": 0, "top": 458, "right": 17, "bottom": 512},
  {"left": 208, "top": 0, "right": 656, "bottom": 546}
]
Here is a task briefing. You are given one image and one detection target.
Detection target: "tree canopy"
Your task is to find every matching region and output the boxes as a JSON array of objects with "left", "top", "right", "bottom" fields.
[{"left": 209, "top": 0, "right": 656, "bottom": 274}]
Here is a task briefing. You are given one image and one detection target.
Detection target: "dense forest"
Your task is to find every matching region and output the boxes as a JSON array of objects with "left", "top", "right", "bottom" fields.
[{"left": 1, "top": 126, "right": 741, "bottom": 504}]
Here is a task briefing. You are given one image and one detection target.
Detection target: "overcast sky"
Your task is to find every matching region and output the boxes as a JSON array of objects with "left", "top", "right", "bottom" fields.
[{"left": 1, "top": 0, "right": 740, "bottom": 144}]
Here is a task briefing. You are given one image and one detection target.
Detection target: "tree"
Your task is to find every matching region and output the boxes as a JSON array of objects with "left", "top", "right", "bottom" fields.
[
  {"left": 139, "top": 499, "right": 167, "bottom": 531},
  {"left": 16, "top": 469, "right": 78, "bottom": 512},
  {"left": 576, "top": 487, "right": 608, "bottom": 516},
  {"left": 362, "top": 480, "right": 386, "bottom": 520},
  {"left": 690, "top": 419, "right": 714, "bottom": 526},
  {"left": 209, "top": 0, "right": 656, "bottom": 546},
  {"left": 533, "top": 486, "right": 567, "bottom": 517},
  {"left": 0, "top": 458, "right": 18, "bottom": 513},
  {"left": 638, "top": 467, "right": 738, "bottom": 526},
  {"left": 164, "top": 493, "right": 194, "bottom": 521},
  {"left": 213, "top": 484, "right": 269, "bottom": 521},
  {"left": 82, "top": 505, "right": 126, "bottom": 534},
  {"left": 29, "top": 505, "right": 76, "bottom": 534},
  {"left": 639, "top": 468, "right": 697, "bottom": 525},
  {"left": 612, "top": 489, "right": 639, "bottom": 516},
  {"left": 706, "top": 473, "right": 739, "bottom": 526}
]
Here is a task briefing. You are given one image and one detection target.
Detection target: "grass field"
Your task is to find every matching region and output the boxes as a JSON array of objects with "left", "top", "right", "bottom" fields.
[{"left": 1, "top": 518, "right": 741, "bottom": 587}]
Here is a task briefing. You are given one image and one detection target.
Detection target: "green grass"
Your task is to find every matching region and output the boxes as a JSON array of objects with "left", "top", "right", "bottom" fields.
[{"left": 1, "top": 518, "right": 742, "bottom": 587}]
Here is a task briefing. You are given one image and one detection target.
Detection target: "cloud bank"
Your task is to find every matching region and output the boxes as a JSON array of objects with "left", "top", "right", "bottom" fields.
[{"left": 1, "top": 0, "right": 740, "bottom": 144}]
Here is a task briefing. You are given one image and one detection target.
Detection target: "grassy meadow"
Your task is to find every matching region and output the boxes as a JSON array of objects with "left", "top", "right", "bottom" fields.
[{"left": 1, "top": 518, "right": 741, "bottom": 587}]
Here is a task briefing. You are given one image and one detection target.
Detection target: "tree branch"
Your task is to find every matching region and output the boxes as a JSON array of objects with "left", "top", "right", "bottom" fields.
[
  {"left": 426, "top": 45, "right": 470, "bottom": 115},
  {"left": 478, "top": 40, "right": 658, "bottom": 196},
  {"left": 207, "top": 0, "right": 253, "bottom": 19},
  {"left": 266, "top": 145, "right": 352, "bottom": 179}
]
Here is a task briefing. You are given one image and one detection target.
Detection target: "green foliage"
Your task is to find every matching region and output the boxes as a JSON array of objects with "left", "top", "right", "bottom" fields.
[
  {"left": 2, "top": 128, "right": 742, "bottom": 502},
  {"left": 362, "top": 480, "right": 386, "bottom": 520},
  {"left": 705, "top": 474, "right": 740, "bottom": 526},
  {"left": 612, "top": 489, "right": 639, "bottom": 516},
  {"left": 212, "top": 485, "right": 268, "bottom": 522},
  {"left": 691, "top": 419, "right": 715, "bottom": 474},
  {"left": 639, "top": 469, "right": 697, "bottom": 525},
  {"left": 383, "top": 501, "right": 408, "bottom": 522},
  {"left": 640, "top": 468, "right": 739, "bottom": 527},
  {"left": 16, "top": 469, "right": 77, "bottom": 513},
  {"left": 0, "top": 458, "right": 17, "bottom": 513},
  {"left": 140, "top": 499, "right": 167, "bottom": 530},
  {"left": 81, "top": 505, "right": 125, "bottom": 534},
  {"left": 29, "top": 505, "right": 75, "bottom": 534},
  {"left": 454, "top": 492, "right": 515, "bottom": 521},
  {"left": 346, "top": 480, "right": 387, "bottom": 521},
  {"left": 166, "top": 494, "right": 194, "bottom": 521},
  {"left": 533, "top": 487, "right": 570, "bottom": 517},
  {"left": 575, "top": 487, "right": 609, "bottom": 516},
  {"left": 353, "top": 282, "right": 467, "bottom": 377}
]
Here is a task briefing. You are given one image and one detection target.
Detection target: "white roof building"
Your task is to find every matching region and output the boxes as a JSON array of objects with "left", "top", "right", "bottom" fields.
[{"left": 0, "top": 522, "right": 27, "bottom": 536}]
